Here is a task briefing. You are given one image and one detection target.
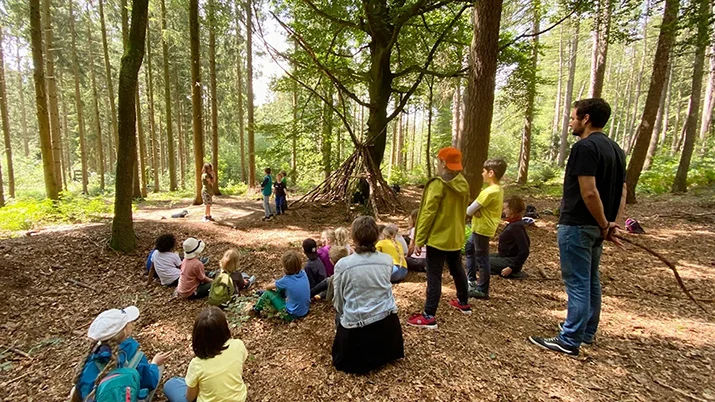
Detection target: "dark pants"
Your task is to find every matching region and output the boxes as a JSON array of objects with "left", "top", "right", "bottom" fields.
[
  {"left": 390, "top": 266, "right": 408, "bottom": 283},
  {"left": 311, "top": 277, "right": 330, "bottom": 299},
  {"left": 466, "top": 232, "right": 490, "bottom": 293},
  {"left": 332, "top": 313, "right": 404, "bottom": 374},
  {"left": 406, "top": 256, "right": 426, "bottom": 272},
  {"left": 489, "top": 254, "right": 519, "bottom": 275},
  {"left": 188, "top": 282, "right": 211, "bottom": 300},
  {"left": 276, "top": 195, "right": 286, "bottom": 214},
  {"left": 424, "top": 246, "right": 469, "bottom": 316}
]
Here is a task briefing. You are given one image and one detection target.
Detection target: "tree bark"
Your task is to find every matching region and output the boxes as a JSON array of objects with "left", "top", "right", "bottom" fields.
[
  {"left": 671, "top": 63, "right": 685, "bottom": 155},
  {"left": 136, "top": 89, "right": 147, "bottom": 197},
  {"left": 659, "top": 60, "right": 675, "bottom": 147},
  {"left": 58, "top": 69, "right": 71, "bottom": 183},
  {"left": 69, "top": 0, "right": 88, "bottom": 194},
  {"left": 462, "top": 0, "right": 503, "bottom": 198},
  {"left": 235, "top": 7, "right": 246, "bottom": 184},
  {"left": 321, "top": 85, "right": 333, "bottom": 179},
  {"left": 589, "top": 0, "right": 611, "bottom": 98},
  {"left": 190, "top": 0, "right": 205, "bottom": 203},
  {"left": 517, "top": 0, "right": 539, "bottom": 184},
  {"left": 161, "top": 0, "right": 177, "bottom": 191},
  {"left": 111, "top": 0, "right": 148, "bottom": 252},
  {"left": 698, "top": 31, "right": 715, "bottom": 146},
  {"left": 246, "top": 0, "right": 256, "bottom": 188},
  {"left": 624, "top": 0, "right": 678, "bottom": 203},
  {"left": 672, "top": 0, "right": 709, "bottom": 193},
  {"left": 290, "top": 40, "right": 297, "bottom": 184},
  {"left": 16, "top": 42, "right": 30, "bottom": 159},
  {"left": 174, "top": 69, "right": 185, "bottom": 189},
  {"left": 86, "top": 3, "right": 106, "bottom": 191},
  {"left": 98, "top": 0, "right": 118, "bottom": 169},
  {"left": 0, "top": 27, "right": 13, "bottom": 201},
  {"left": 550, "top": 23, "right": 564, "bottom": 161},
  {"left": 625, "top": 10, "right": 650, "bottom": 154},
  {"left": 208, "top": 0, "right": 219, "bottom": 195},
  {"left": 452, "top": 78, "right": 462, "bottom": 148},
  {"left": 558, "top": 18, "right": 579, "bottom": 168},
  {"left": 42, "top": 0, "right": 63, "bottom": 190},
  {"left": 30, "top": 0, "right": 59, "bottom": 199},
  {"left": 146, "top": 23, "right": 159, "bottom": 192},
  {"left": 645, "top": 60, "right": 672, "bottom": 171},
  {"left": 426, "top": 77, "right": 434, "bottom": 177}
]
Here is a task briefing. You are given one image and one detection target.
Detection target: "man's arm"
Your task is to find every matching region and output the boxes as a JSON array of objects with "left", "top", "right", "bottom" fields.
[
  {"left": 616, "top": 182, "right": 627, "bottom": 224},
  {"left": 578, "top": 176, "right": 621, "bottom": 244}
]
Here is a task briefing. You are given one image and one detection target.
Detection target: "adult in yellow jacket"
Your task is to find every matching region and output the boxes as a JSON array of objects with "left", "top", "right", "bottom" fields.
[{"left": 407, "top": 147, "right": 472, "bottom": 329}]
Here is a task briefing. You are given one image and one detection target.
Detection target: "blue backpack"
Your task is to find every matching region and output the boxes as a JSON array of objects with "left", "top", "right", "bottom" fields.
[{"left": 85, "top": 350, "right": 144, "bottom": 402}]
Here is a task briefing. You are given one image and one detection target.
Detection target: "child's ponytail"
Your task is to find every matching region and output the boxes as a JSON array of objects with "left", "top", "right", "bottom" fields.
[{"left": 69, "top": 340, "right": 100, "bottom": 402}]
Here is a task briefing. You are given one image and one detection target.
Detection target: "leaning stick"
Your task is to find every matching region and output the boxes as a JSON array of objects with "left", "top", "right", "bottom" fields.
[{"left": 614, "top": 234, "right": 709, "bottom": 314}]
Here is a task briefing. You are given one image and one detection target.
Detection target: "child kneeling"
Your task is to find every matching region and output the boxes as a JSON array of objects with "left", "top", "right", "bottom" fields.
[
  {"left": 253, "top": 251, "right": 310, "bottom": 321},
  {"left": 490, "top": 195, "right": 531, "bottom": 278}
]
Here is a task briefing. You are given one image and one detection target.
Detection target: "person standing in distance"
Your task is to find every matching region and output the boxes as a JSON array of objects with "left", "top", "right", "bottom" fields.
[{"left": 529, "top": 98, "right": 626, "bottom": 356}]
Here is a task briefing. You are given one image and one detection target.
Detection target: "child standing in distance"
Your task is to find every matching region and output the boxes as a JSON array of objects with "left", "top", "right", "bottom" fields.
[
  {"left": 408, "top": 147, "right": 472, "bottom": 329},
  {"left": 302, "top": 238, "right": 327, "bottom": 290},
  {"left": 334, "top": 227, "right": 353, "bottom": 254},
  {"left": 376, "top": 224, "right": 408, "bottom": 283},
  {"left": 274, "top": 172, "right": 287, "bottom": 215},
  {"left": 147, "top": 234, "right": 182, "bottom": 287},
  {"left": 260, "top": 168, "right": 274, "bottom": 221},
  {"left": 177, "top": 238, "right": 214, "bottom": 300},
  {"left": 280, "top": 170, "right": 289, "bottom": 212},
  {"left": 69, "top": 306, "right": 169, "bottom": 402},
  {"left": 490, "top": 195, "right": 531, "bottom": 278},
  {"left": 318, "top": 229, "right": 336, "bottom": 276},
  {"left": 253, "top": 251, "right": 310, "bottom": 321},
  {"left": 201, "top": 163, "right": 215, "bottom": 222},
  {"left": 164, "top": 307, "right": 248, "bottom": 402},
  {"left": 466, "top": 159, "right": 507, "bottom": 299},
  {"left": 406, "top": 210, "right": 427, "bottom": 272}
]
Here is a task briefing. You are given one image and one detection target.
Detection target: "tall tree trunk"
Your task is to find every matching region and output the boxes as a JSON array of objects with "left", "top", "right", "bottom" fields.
[
  {"left": 136, "top": 90, "right": 147, "bottom": 197},
  {"left": 619, "top": 75, "right": 634, "bottom": 146},
  {"left": 174, "top": 69, "right": 185, "bottom": 189},
  {"left": 42, "top": 0, "right": 63, "bottom": 190},
  {"left": 659, "top": 61, "right": 675, "bottom": 146},
  {"left": 558, "top": 18, "right": 579, "bottom": 168},
  {"left": 235, "top": 8, "right": 247, "bottom": 184},
  {"left": 409, "top": 107, "right": 417, "bottom": 170},
  {"left": 388, "top": 98, "right": 398, "bottom": 179},
  {"left": 452, "top": 78, "right": 462, "bottom": 148},
  {"left": 672, "top": 0, "right": 709, "bottom": 193},
  {"left": 159, "top": 115, "right": 165, "bottom": 174},
  {"left": 158, "top": 0, "right": 177, "bottom": 191},
  {"left": 645, "top": 60, "right": 672, "bottom": 171},
  {"left": 86, "top": 4, "right": 105, "bottom": 191},
  {"left": 426, "top": 77, "right": 434, "bottom": 177},
  {"left": 68, "top": 0, "right": 88, "bottom": 194},
  {"left": 626, "top": 11, "right": 650, "bottom": 154},
  {"left": 111, "top": 0, "right": 148, "bottom": 252},
  {"left": 698, "top": 31, "right": 715, "bottom": 147},
  {"left": 462, "top": 0, "right": 503, "bottom": 198},
  {"left": 550, "top": 23, "right": 564, "bottom": 161},
  {"left": 146, "top": 23, "right": 160, "bottom": 192},
  {"left": 589, "top": 0, "right": 611, "bottom": 97},
  {"left": 321, "top": 85, "right": 333, "bottom": 179},
  {"left": 246, "top": 0, "right": 256, "bottom": 187},
  {"left": 396, "top": 110, "right": 404, "bottom": 169},
  {"left": 625, "top": 0, "right": 679, "bottom": 203},
  {"left": 0, "top": 27, "right": 13, "bottom": 201},
  {"left": 517, "top": 0, "right": 539, "bottom": 185},
  {"left": 190, "top": 0, "right": 205, "bottom": 203},
  {"left": 98, "top": 0, "right": 118, "bottom": 169},
  {"left": 290, "top": 41, "right": 297, "bottom": 184},
  {"left": 16, "top": 43, "right": 30, "bottom": 158},
  {"left": 208, "top": 0, "right": 219, "bottom": 195},
  {"left": 58, "top": 69, "right": 71, "bottom": 182},
  {"left": 671, "top": 63, "right": 686, "bottom": 155}
]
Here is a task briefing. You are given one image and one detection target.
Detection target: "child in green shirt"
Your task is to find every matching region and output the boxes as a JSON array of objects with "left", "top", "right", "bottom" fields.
[{"left": 465, "top": 159, "right": 507, "bottom": 299}]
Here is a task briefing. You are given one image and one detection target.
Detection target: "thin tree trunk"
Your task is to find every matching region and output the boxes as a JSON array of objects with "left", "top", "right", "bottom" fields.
[
  {"left": 589, "top": 0, "right": 611, "bottom": 97},
  {"left": 174, "top": 69, "right": 185, "bottom": 189},
  {"left": 671, "top": 63, "right": 686, "bottom": 155},
  {"left": 146, "top": 22, "right": 160, "bottom": 191},
  {"left": 68, "top": 0, "right": 88, "bottom": 194},
  {"left": 0, "top": 27, "right": 13, "bottom": 201},
  {"left": 625, "top": 0, "right": 679, "bottom": 203},
  {"left": 645, "top": 60, "right": 672, "bottom": 171},
  {"left": 159, "top": 0, "right": 177, "bottom": 191},
  {"left": 208, "top": 0, "right": 220, "bottom": 195},
  {"left": 607, "top": 55, "right": 622, "bottom": 144},
  {"left": 698, "top": 31, "right": 715, "bottom": 148},
  {"left": 235, "top": 7, "right": 246, "bottom": 184},
  {"left": 111, "top": 0, "right": 148, "bottom": 252},
  {"left": 321, "top": 85, "right": 333, "bottom": 179},
  {"left": 550, "top": 23, "right": 564, "bottom": 161},
  {"left": 558, "top": 18, "right": 579, "bottom": 168},
  {"left": 290, "top": 40, "right": 297, "bottom": 184},
  {"left": 452, "top": 78, "right": 462, "bottom": 148},
  {"left": 16, "top": 43, "right": 30, "bottom": 158},
  {"left": 58, "top": 69, "right": 71, "bottom": 183},
  {"left": 42, "top": 0, "right": 63, "bottom": 190},
  {"left": 86, "top": 4, "right": 105, "bottom": 191},
  {"left": 620, "top": 75, "right": 634, "bottom": 147},
  {"left": 426, "top": 77, "right": 433, "bottom": 177},
  {"left": 626, "top": 12, "right": 650, "bottom": 154},
  {"left": 672, "top": 0, "right": 709, "bottom": 193},
  {"left": 246, "top": 0, "right": 255, "bottom": 188},
  {"left": 190, "top": 0, "right": 205, "bottom": 203},
  {"left": 518, "top": 0, "right": 539, "bottom": 184},
  {"left": 159, "top": 115, "right": 165, "bottom": 174},
  {"left": 462, "top": 0, "right": 503, "bottom": 198},
  {"left": 136, "top": 90, "right": 147, "bottom": 197},
  {"left": 410, "top": 106, "right": 417, "bottom": 170},
  {"left": 388, "top": 97, "right": 398, "bottom": 179},
  {"left": 98, "top": 0, "right": 118, "bottom": 169},
  {"left": 660, "top": 60, "right": 675, "bottom": 146}
]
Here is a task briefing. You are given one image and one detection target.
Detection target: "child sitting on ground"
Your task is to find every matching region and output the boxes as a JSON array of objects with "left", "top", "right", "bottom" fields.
[
  {"left": 164, "top": 307, "right": 248, "bottom": 402},
  {"left": 376, "top": 224, "right": 409, "bottom": 283},
  {"left": 177, "top": 238, "right": 214, "bottom": 300},
  {"left": 312, "top": 246, "right": 349, "bottom": 301},
  {"left": 406, "top": 210, "right": 427, "bottom": 272},
  {"left": 69, "top": 306, "right": 169, "bottom": 402},
  {"left": 208, "top": 249, "right": 256, "bottom": 306},
  {"left": 303, "top": 238, "right": 327, "bottom": 291},
  {"left": 490, "top": 195, "right": 531, "bottom": 278},
  {"left": 318, "top": 229, "right": 336, "bottom": 276},
  {"left": 253, "top": 251, "right": 310, "bottom": 321},
  {"left": 147, "top": 234, "right": 182, "bottom": 287},
  {"left": 334, "top": 227, "right": 353, "bottom": 254}
]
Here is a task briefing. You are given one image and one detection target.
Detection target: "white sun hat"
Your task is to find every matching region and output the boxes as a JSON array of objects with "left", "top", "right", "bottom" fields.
[
  {"left": 183, "top": 237, "right": 206, "bottom": 259},
  {"left": 87, "top": 306, "right": 140, "bottom": 342}
]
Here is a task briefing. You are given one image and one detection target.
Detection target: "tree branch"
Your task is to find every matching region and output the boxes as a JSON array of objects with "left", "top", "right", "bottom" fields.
[
  {"left": 499, "top": 3, "right": 581, "bottom": 51},
  {"left": 300, "top": 0, "right": 367, "bottom": 32}
]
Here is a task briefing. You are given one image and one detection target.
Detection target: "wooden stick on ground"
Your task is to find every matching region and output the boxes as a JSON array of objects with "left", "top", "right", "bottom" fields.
[
  {"left": 614, "top": 234, "right": 709, "bottom": 314},
  {"left": 0, "top": 345, "right": 33, "bottom": 360},
  {"left": 0, "top": 372, "right": 32, "bottom": 387},
  {"left": 652, "top": 377, "right": 707, "bottom": 402},
  {"left": 65, "top": 278, "right": 97, "bottom": 293}
]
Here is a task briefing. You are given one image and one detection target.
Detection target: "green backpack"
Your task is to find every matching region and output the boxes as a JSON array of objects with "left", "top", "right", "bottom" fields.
[
  {"left": 208, "top": 271, "right": 235, "bottom": 306},
  {"left": 86, "top": 351, "right": 144, "bottom": 402}
]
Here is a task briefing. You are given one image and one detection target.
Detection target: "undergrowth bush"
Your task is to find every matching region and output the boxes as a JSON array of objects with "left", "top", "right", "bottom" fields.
[
  {"left": 638, "top": 156, "right": 715, "bottom": 194},
  {"left": 0, "top": 192, "right": 112, "bottom": 232}
]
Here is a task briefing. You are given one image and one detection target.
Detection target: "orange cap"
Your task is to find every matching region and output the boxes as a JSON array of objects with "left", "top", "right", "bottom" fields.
[{"left": 437, "top": 147, "right": 463, "bottom": 171}]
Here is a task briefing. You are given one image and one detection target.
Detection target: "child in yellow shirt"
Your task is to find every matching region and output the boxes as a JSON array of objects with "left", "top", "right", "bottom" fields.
[
  {"left": 466, "top": 159, "right": 507, "bottom": 300},
  {"left": 376, "top": 224, "right": 408, "bottom": 283}
]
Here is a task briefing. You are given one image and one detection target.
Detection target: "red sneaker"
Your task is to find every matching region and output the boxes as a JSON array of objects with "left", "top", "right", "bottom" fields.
[
  {"left": 449, "top": 299, "right": 472, "bottom": 314},
  {"left": 407, "top": 313, "right": 437, "bottom": 329}
]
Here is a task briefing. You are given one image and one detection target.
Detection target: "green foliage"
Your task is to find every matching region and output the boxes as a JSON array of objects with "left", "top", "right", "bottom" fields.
[
  {"left": 639, "top": 156, "right": 715, "bottom": 194},
  {"left": 388, "top": 165, "right": 428, "bottom": 186},
  {"left": 0, "top": 192, "right": 112, "bottom": 232}
]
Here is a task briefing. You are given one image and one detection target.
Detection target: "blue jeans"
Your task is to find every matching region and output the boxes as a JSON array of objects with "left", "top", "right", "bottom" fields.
[
  {"left": 164, "top": 377, "right": 192, "bottom": 402},
  {"left": 390, "top": 265, "right": 408, "bottom": 283},
  {"left": 275, "top": 195, "right": 286, "bottom": 214},
  {"left": 262, "top": 195, "right": 273, "bottom": 218},
  {"left": 557, "top": 225, "right": 604, "bottom": 348},
  {"left": 466, "top": 232, "right": 490, "bottom": 293}
]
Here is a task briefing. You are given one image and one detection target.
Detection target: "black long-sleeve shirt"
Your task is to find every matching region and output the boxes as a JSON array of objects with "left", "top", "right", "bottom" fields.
[{"left": 497, "top": 220, "right": 530, "bottom": 272}]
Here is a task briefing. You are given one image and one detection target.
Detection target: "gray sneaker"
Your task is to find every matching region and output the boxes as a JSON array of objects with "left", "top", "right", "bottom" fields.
[{"left": 557, "top": 322, "right": 593, "bottom": 346}]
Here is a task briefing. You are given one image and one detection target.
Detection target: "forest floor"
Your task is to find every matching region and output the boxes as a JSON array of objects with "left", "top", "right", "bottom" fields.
[{"left": 1, "top": 186, "right": 714, "bottom": 402}]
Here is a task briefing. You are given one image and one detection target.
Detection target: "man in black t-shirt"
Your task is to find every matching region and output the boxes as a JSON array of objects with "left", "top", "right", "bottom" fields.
[{"left": 529, "top": 98, "right": 626, "bottom": 357}]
